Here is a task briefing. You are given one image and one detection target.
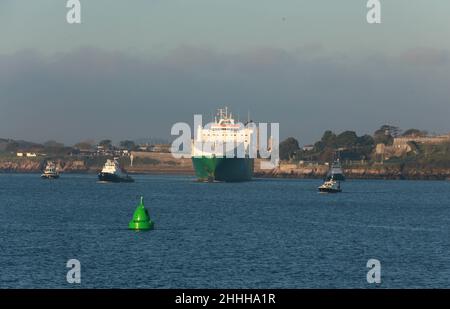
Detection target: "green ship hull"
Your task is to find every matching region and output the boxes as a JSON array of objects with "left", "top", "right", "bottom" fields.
[{"left": 192, "top": 157, "right": 254, "bottom": 182}]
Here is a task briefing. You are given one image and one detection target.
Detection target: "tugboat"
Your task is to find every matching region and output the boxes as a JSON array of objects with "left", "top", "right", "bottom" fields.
[
  {"left": 41, "top": 161, "right": 60, "bottom": 179},
  {"left": 318, "top": 155, "right": 345, "bottom": 193},
  {"left": 98, "top": 158, "right": 134, "bottom": 183}
]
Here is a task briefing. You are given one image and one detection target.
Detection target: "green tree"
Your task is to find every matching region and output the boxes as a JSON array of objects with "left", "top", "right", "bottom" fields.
[
  {"left": 98, "top": 139, "right": 112, "bottom": 149},
  {"left": 356, "top": 134, "right": 375, "bottom": 146},
  {"left": 119, "top": 140, "right": 136, "bottom": 150},
  {"left": 313, "top": 140, "right": 325, "bottom": 152},
  {"left": 279, "top": 137, "right": 300, "bottom": 160},
  {"left": 42, "top": 140, "right": 68, "bottom": 155},
  {"left": 402, "top": 129, "right": 427, "bottom": 137},
  {"left": 74, "top": 141, "right": 94, "bottom": 150},
  {"left": 373, "top": 125, "right": 398, "bottom": 145},
  {"left": 321, "top": 130, "right": 337, "bottom": 147},
  {"left": 376, "top": 125, "right": 401, "bottom": 137},
  {"left": 336, "top": 131, "right": 358, "bottom": 148}
]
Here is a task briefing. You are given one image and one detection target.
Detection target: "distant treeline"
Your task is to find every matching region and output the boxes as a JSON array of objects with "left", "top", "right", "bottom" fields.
[
  {"left": 0, "top": 138, "right": 168, "bottom": 156},
  {"left": 279, "top": 125, "right": 450, "bottom": 167}
]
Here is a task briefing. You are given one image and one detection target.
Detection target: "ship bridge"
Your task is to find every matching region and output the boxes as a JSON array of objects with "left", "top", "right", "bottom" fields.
[{"left": 192, "top": 107, "right": 257, "bottom": 157}]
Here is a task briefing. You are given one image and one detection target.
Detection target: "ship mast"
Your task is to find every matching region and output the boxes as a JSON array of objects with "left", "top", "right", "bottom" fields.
[{"left": 217, "top": 107, "right": 229, "bottom": 121}]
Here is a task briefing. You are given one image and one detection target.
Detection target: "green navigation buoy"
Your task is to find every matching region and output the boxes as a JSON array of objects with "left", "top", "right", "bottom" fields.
[{"left": 128, "top": 196, "right": 154, "bottom": 230}]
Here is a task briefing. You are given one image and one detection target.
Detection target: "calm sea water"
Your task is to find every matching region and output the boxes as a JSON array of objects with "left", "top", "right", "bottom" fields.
[{"left": 0, "top": 173, "right": 449, "bottom": 288}]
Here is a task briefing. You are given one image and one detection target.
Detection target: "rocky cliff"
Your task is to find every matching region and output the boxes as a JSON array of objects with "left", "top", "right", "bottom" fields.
[
  {"left": 0, "top": 158, "right": 92, "bottom": 173},
  {"left": 254, "top": 162, "right": 450, "bottom": 180}
]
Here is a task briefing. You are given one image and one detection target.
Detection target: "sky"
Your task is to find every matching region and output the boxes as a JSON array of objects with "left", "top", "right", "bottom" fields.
[{"left": 1, "top": 0, "right": 449, "bottom": 145}]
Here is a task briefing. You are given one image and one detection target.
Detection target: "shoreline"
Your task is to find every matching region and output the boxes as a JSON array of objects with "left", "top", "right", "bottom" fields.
[
  {"left": 1, "top": 152, "right": 450, "bottom": 181},
  {"left": 1, "top": 170, "right": 449, "bottom": 181}
]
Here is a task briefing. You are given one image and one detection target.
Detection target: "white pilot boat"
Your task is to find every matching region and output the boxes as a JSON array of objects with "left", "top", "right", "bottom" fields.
[
  {"left": 41, "top": 161, "right": 60, "bottom": 179},
  {"left": 318, "top": 178, "right": 342, "bottom": 193}
]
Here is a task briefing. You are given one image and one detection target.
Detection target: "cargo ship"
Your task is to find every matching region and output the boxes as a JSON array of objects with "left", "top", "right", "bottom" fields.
[{"left": 191, "top": 107, "right": 255, "bottom": 182}]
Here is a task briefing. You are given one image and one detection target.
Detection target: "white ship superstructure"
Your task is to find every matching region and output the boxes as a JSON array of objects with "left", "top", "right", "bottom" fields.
[
  {"left": 101, "top": 158, "right": 124, "bottom": 176},
  {"left": 192, "top": 107, "right": 256, "bottom": 158},
  {"left": 41, "top": 161, "right": 60, "bottom": 179},
  {"left": 98, "top": 158, "right": 134, "bottom": 183}
]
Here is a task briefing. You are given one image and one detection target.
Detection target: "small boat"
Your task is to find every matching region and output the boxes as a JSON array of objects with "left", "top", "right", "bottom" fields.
[
  {"left": 98, "top": 158, "right": 134, "bottom": 183},
  {"left": 318, "top": 178, "right": 342, "bottom": 193},
  {"left": 318, "top": 154, "right": 345, "bottom": 193},
  {"left": 41, "top": 161, "right": 60, "bottom": 179}
]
